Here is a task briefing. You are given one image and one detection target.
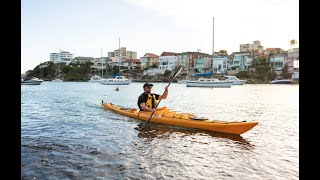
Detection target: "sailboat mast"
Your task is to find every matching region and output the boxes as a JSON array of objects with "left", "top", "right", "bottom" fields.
[
  {"left": 101, "top": 48, "right": 103, "bottom": 78},
  {"left": 119, "top": 37, "right": 120, "bottom": 74},
  {"left": 212, "top": 17, "right": 214, "bottom": 57},
  {"left": 58, "top": 60, "right": 60, "bottom": 79}
]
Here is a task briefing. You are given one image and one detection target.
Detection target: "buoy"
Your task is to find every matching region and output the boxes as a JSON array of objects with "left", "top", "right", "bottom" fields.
[{"left": 115, "top": 87, "right": 119, "bottom": 91}]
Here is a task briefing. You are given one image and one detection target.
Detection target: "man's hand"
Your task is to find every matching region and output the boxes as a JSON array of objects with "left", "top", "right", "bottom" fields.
[
  {"left": 151, "top": 108, "right": 157, "bottom": 112},
  {"left": 164, "top": 86, "right": 168, "bottom": 91}
]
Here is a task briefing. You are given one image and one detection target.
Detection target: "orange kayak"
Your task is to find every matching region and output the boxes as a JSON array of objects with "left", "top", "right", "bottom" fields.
[{"left": 102, "top": 102, "right": 258, "bottom": 135}]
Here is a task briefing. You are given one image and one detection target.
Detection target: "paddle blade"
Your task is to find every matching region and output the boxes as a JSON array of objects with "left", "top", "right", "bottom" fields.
[{"left": 134, "top": 123, "right": 150, "bottom": 131}]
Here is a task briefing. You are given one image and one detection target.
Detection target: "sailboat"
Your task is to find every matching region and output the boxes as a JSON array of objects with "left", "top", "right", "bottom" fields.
[
  {"left": 52, "top": 61, "right": 63, "bottom": 82},
  {"left": 100, "top": 38, "right": 131, "bottom": 85},
  {"left": 185, "top": 17, "right": 232, "bottom": 88},
  {"left": 89, "top": 48, "right": 108, "bottom": 83}
]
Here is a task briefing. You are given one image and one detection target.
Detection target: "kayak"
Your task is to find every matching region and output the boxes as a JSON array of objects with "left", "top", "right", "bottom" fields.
[{"left": 101, "top": 102, "right": 258, "bottom": 135}]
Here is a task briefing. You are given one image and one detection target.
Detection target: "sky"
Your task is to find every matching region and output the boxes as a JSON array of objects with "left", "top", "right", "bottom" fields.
[{"left": 21, "top": 0, "right": 299, "bottom": 73}]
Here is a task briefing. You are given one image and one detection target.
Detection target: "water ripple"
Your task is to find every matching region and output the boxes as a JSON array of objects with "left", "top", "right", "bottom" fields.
[{"left": 22, "top": 82, "right": 299, "bottom": 179}]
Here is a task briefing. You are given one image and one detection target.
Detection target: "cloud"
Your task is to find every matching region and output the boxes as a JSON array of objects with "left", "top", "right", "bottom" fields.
[{"left": 124, "top": 0, "right": 299, "bottom": 51}]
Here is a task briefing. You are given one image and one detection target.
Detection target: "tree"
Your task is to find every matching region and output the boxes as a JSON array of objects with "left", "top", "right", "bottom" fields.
[
  {"left": 290, "top": 39, "right": 297, "bottom": 50},
  {"left": 255, "top": 65, "right": 271, "bottom": 80},
  {"left": 113, "top": 66, "right": 120, "bottom": 74},
  {"left": 150, "top": 63, "right": 158, "bottom": 68},
  {"left": 162, "top": 70, "right": 172, "bottom": 81},
  {"left": 281, "top": 65, "right": 292, "bottom": 79},
  {"left": 250, "top": 49, "right": 259, "bottom": 68},
  {"left": 218, "top": 50, "right": 228, "bottom": 56},
  {"left": 267, "top": 70, "right": 277, "bottom": 81},
  {"left": 26, "top": 60, "right": 93, "bottom": 81},
  {"left": 163, "top": 70, "right": 171, "bottom": 77},
  {"left": 236, "top": 71, "right": 250, "bottom": 79}
]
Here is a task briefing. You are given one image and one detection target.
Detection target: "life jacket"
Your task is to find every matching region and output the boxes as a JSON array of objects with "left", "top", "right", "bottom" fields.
[{"left": 145, "top": 94, "right": 158, "bottom": 109}]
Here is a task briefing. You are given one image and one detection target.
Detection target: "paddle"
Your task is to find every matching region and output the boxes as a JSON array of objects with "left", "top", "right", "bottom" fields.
[{"left": 138, "top": 65, "right": 183, "bottom": 131}]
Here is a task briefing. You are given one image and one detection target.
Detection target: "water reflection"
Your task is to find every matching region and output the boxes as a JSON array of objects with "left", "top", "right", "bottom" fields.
[{"left": 136, "top": 123, "right": 253, "bottom": 147}]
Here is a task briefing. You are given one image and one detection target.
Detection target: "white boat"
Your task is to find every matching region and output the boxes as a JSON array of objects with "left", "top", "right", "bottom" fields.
[
  {"left": 224, "top": 75, "right": 246, "bottom": 85},
  {"left": 99, "top": 38, "right": 131, "bottom": 85},
  {"left": 185, "top": 77, "right": 233, "bottom": 87},
  {"left": 270, "top": 77, "right": 293, "bottom": 84},
  {"left": 177, "top": 76, "right": 190, "bottom": 84},
  {"left": 21, "top": 77, "right": 43, "bottom": 85},
  {"left": 52, "top": 78, "right": 63, "bottom": 82},
  {"left": 88, "top": 75, "right": 106, "bottom": 83},
  {"left": 100, "top": 76, "right": 131, "bottom": 85},
  {"left": 88, "top": 48, "right": 108, "bottom": 83},
  {"left": 177, "top": 80, "right": 187, "bottom": 84}
]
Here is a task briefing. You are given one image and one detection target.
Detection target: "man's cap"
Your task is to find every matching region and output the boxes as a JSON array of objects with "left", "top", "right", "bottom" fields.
[{"left": 143, "top": 82, "right": 153, "bottom": 88}]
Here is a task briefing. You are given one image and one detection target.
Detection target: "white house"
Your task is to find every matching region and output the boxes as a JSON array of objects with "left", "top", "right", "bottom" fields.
[
  {"left": 50, "top": 50, "right": 74, "bottom": 65},
  {"left": 158, "top": 56, "right": 178, "bottom": 71},
  {"left": 213, "top": 56, "right": 228, "bottom": 74},
  {"left": 287, "top": 48, "right": 299, "bottom": 79},
  {"left": 111, "top": 57, "right": 125, "bottom": 67},
  {"left": 91, "top": 57, "right": 108, "bottom": 70}
]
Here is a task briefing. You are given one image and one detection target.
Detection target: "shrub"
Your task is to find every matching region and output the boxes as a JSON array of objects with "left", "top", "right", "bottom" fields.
[{"left": 236, "top": 71, "right": 250, "bottom": 79}]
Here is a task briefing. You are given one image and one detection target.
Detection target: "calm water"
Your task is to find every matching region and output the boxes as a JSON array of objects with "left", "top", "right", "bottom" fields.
[{"left": 21, "top": 82, "right": 299, "bottom": 179}]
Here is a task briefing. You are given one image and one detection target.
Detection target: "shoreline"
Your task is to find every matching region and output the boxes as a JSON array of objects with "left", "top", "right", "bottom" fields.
[{"left": 43, "top": 79, "right": 299, "bottom": 84}]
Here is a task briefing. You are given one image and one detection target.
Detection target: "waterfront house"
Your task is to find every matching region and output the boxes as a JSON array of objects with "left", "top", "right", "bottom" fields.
[
  {"left": 91, "top": 57, "right": 108, "bottom": 70},
  {"left": 159, "top": 56, "right": 178, "bottom": 71},
  {"left": 194, "top": 57, "right": 212, "bottom": 74},
  {"left": 108, "top": 47, "right": 137, "bottom": 60},
  {"left": 140, "top": 53, "right": 160, "bottom": 70},
  {"left": 177, "top": 52, "right": 211, "bottom": 76},
  {"left": 123, "top": 59, "right": 141, "bottom": 69},
  {"left": 73, "top": 56, "right": 94, "bottom": 64},
  {"left": 213, "top": 56, "right": 229, "bottom": 74},
  {"left": 50, "top": 50, "right": 74, "bottom": 65},
  {"left": 229, "top": 51, "right": 253, "bottom": 71},
  {"left": 268, "top": 53, "right": 287, "bottom": 75},
  {"left": 160, "top": 52, "right": 179, "bottom": 56},
  {"left": 111, "top": 57, "right": 126, "bottom": 67},
  {"left": 287, "top": 48, "right": 299, "bottom": 79},
  {"left": 263, "top": 48, "right": 281, "bottom": 57}
]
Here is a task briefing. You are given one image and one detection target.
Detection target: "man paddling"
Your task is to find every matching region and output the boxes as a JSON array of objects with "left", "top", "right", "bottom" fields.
[{"left": 137, "top": 82, "right": 168, "bottom": 112}]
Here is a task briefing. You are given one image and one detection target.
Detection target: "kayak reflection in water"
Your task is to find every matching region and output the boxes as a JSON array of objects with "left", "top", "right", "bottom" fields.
[
  {"left": 137, "top": 82, "right": 168, "bottom": 112},
  {"left": 136, "top": 124, "right": 254, "bottom": 149}
]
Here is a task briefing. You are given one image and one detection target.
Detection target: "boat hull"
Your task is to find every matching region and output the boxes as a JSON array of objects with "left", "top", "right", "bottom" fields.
[
  {"left": 100, "top": 80, "right": 131, "bottom": 85},
  {"left": 232, "top": 80, "right": 246, "bottom": 85},
  {"left": 270, "top": 80, "right": 293, "bottom": 84},
  {"left": 21, "top": 81, "right": 43, "bottom": 85},
  {"left": 88, "top": 79, "right": 105, "bottom": 83},
  {"left": 177, "top": 80, "right": 186, "bottom": 84},
  {"left": 52, "top": 79, "right": 63, "bottom": 82},
  {"left": 102, "top": 102, "right": 258, "bottom": 135},
  {"left": 185, "top": 81, "right": 233, "bottom": 87}
]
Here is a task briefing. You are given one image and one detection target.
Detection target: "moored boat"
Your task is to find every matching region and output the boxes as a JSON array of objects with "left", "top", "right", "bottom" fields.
[
  {"left": 270, "top": 77, "right": 293, "bottom": 84},
  {"left": 52, "top": 78, "right": 63, "bottom": 82},
  {"left": 101, "top": 102, "right": 258, "bottom": 135},
  {"left": 224, "top": 75, "right": 246, "bottom": 85},
  {"left": 100, "top": 76, "right": 131, "bottom": 85},
  {"left": 185, "top": 77, "right": 233, "bottom": 87},
  {"left": 21, "top": 77, "right": 44, "bottom": 85},
  {"left": 88, "top": 75, "right": 106, "bottom": 83}
]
